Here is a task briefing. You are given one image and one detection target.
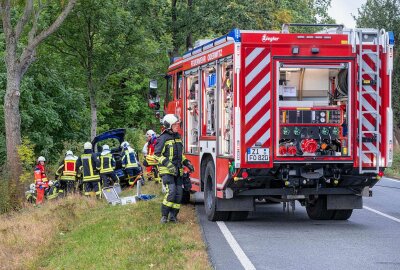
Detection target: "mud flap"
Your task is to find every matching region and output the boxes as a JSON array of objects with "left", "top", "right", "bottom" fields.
[
  {"left": 217, "top": 197, "right": 254, "bottom": 211},
  {"left": 327, "top": 195, "right": 362, "bottom": 210}
]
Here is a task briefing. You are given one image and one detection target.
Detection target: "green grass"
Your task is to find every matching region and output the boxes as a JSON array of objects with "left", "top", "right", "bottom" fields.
[
  {"left": 0, "top": 182, "right": 210, "bottom": 270},
  {"left": 384, "top": 148, "right": 400, "bottom": 178}
]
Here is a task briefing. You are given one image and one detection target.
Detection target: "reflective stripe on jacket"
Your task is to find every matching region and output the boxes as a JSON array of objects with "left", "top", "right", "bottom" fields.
[
  {"left": 100, "top": 153, "right": 115, "bottom": 173},
  {"left": 77, "top": 151, "right": 100, "bottom": 182},
  {"left": 153, "top": 130, "right": 186, "bottom": 176},
  {"left": 122, "top": 149, "right": 138, "bottom": 169}
]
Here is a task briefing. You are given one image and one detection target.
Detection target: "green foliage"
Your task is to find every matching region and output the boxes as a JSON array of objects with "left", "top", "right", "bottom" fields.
[{"left": 17, "top": 137, "right": 36, "bottom": 184}]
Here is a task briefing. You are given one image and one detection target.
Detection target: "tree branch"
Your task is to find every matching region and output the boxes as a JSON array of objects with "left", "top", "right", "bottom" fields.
[
  {"left": 15, "top": 0, "right": 33, "bottom": 41},
  {"left": 19, "top": 0, "right": 77, "bottom": 71}
]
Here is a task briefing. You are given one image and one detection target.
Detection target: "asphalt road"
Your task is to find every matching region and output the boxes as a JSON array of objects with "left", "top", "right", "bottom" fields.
[{"left": 196, "top": 177, "right": 400, "bottom": 270}]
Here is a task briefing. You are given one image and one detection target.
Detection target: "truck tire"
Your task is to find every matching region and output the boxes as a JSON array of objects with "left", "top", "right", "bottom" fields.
[
  {"left": 229, "top": 211, "right": 249, "bottom": 221},
  {"left": 204, "top": 160, "right": 230, "bottom": 221},
  {"left": 332, "top": 209, "right": 353, "bottom": 220},
  {"left": 306, "top": 195, "right": 334, "bottom": 220}
]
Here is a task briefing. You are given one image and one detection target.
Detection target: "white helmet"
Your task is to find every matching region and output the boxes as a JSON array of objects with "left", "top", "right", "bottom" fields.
[
  {"left": 84, "top": 142, "right": 92, "bottom": 150},
  {"left": 162, "top": 114, "right": 179, "bottom": 129},
  {"left": 65, "top": 150, "right": 73, "bottom": 156},
  {"left": 48, "top": 181, "right": 54, "bottom": 187},
  {"left": 121, "top": 141, "right": 130, "bottom": 148},
  {"left": 146, "top": 130, "right": 156, "bottom": 137},
  {"left": 30, "top": 183, "right": 35, "bottom": 190},
  {"left": 37, "top": 156, "right": 46, "bottom": 162}
]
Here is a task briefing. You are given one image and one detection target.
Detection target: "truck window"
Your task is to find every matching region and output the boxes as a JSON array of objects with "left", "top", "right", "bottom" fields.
[
  {"left": 218, "top": 60, "right": 234, "bottom": 156},
  {"left": 165, "top": 75, "right": 173, "bottom": 108},
  {"left": 202, "top": 66, "right": 216, "bottom": 136},
  {"left": 185, "top": 71, "right": 200, "bottom": 154}
]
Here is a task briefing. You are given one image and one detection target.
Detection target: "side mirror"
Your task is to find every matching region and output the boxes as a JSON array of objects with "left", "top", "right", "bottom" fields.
[{"left": 148, "top": 79, "right": 160, "bottom": 110}]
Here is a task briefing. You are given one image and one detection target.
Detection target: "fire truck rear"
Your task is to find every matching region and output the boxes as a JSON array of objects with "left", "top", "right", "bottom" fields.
[{"left": 154, "top": 24, "right": 395, "bottom": 221}]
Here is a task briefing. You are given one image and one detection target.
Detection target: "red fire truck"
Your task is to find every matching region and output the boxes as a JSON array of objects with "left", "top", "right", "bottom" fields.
[{"left": 152, "top": 24, "right": 395, "bottom": 221}]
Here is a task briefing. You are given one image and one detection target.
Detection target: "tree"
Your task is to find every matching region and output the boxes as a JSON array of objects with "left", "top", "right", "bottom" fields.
[{"left": 0, "top": 0, "right": 76, "bottom": 196}]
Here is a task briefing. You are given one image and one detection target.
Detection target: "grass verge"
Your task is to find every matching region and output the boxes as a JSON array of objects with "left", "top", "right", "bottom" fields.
[
  {"left": 384, "top": 148, "right": 400, "bottom": 178},
  {"left": 0, "top": 182, "right": 210, "bottom": 270}
]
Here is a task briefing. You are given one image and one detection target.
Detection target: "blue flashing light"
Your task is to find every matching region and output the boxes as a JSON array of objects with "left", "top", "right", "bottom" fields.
[
  {"left": 388, "top": 31, "right": 395, "bottom": 45},
  {"left": 183, "top": 29, "right": 242, "bottom": 57},
  {"left": 228, "top": 28, "right": 241, "bottom": 42}
]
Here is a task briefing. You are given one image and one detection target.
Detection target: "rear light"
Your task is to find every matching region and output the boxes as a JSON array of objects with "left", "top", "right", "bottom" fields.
[
  {"left": 242, "top": 170, "right": 249, "bottom": 179},
  {"left": 378, "top": 171, "right": 384, "bottom": 178}
]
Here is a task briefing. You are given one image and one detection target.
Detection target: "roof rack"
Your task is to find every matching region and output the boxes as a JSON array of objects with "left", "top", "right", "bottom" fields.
[{"left": 281, "top": 23, "right": 344, "bottom": 34}]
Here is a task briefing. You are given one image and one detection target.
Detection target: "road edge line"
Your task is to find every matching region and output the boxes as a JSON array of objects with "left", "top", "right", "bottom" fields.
[
  {"left": 216, "top": 221, "right": 256, "bottom": 270},
  {"left": 364, "top": 206, "right": 400, "bottom": 223}
]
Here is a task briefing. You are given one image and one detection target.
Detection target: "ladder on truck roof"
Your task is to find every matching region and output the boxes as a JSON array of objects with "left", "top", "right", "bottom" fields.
[{"left": 356, "top": 29, "right": 381, "bottom": 174}]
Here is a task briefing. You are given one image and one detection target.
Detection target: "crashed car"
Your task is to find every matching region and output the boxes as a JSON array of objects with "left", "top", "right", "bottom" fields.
[{"left": 92, "top": 128, "right": 143, "bottom": 187}]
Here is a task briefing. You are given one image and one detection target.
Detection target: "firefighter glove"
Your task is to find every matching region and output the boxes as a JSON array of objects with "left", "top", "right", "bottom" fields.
[
  {"left": 183, "top": 159, "right": 194, "bottom": 172},
  {"left": 143, "top": 160, "right": 149, "bottom": 167},
  {"left": 166, "top": 162, "right": 177, "bottom": 175}
]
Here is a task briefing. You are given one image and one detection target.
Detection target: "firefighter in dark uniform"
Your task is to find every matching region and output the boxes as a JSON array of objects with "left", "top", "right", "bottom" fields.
[
  {"left": 151, "top": 114, "right": 194, "bottom": 223},
  {"left": 99, "top": 144, "right": 119, "bottom": 187},
  {"left": 76, "top": 142, "right": 101, "bottom": 197}
]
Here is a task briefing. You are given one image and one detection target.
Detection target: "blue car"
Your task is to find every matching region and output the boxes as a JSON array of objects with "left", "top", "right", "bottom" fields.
[{"left": 92, "top": 128, "right": 142, "bottom": 187}]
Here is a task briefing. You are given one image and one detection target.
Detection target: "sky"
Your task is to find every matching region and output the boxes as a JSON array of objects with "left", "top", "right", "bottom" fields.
[{"left": 327, "top": 0, "right": 367, "bottom": 28}]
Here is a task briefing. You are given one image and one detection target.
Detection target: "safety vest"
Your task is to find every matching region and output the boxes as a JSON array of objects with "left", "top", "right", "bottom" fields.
[
  {"left": 123, "top": 149, "right": 138, "bottom": 169},
  {"left": 100, "top": 153, "right": 115, "bottom": 173},
  {"left": 80, "top": 153, "right": 100, "bottom": 182},
  {"left": 154, "top": 131, "right": 186, "bottom": 176},
  {"left": 61, "top": 158, "right": 77, "bottom": 181}
]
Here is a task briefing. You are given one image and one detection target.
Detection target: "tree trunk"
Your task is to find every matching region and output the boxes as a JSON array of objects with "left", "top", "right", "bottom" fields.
[
  {"left": 186, "top": 0, "right": 193, "bottom": 50},
  {"left": 4, "top": 68, "right": 23, "bottom": 202},
  {"left": 170, "top": 0, "right": 179, "bottom": 57},
  {"left": 88, "top": 75, "right": 97, "bottom": 141}
]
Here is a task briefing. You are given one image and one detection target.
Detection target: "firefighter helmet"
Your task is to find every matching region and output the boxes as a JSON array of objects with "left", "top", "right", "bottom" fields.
[
  {"left": 121, "top": 141, "right": 130, "bottom": 148},
  {"left": 102, "top": 144, "right": 111, "bottom": 154},
  {"left": 65, "top": 150, "right": 73, "bottom": 156},
  {"left": 146, "top": 129, "right": 156, "bottom": 138},
  {"left": 84, "top": 142, "right": 92, "bottom": 150},
  {"left": 37, "top": 156, "right": 46, "bottom": 162},
  {"left": 162, "top": 114, "right": 179, "bottom": 129}
]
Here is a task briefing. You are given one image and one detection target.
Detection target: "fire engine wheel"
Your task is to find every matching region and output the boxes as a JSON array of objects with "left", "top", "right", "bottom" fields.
[
  {"left": 332, "top": 209, "right": 353, "bottom": 220},
  {"left": 306, "top": 195, "right": 335, "bottom": 220},
  {"left": 204, "top": 160, "right": 230, "bottom": 221}
]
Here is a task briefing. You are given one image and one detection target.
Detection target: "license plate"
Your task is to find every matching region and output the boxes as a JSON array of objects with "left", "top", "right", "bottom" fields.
[{"left": 247, "top": 148, "right": 269, "bottom": 162}]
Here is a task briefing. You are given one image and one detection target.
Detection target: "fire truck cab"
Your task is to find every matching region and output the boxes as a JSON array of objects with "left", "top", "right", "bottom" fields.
[{"left": 157, "top": 24, "right": 394, "bottom": 221}]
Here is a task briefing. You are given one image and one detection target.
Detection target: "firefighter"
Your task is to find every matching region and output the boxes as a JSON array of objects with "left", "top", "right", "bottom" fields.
[
  {"left": 99, "top": 144, "right": 119, "bottom": 187},
  {"left": 121, "top": 141, "right": 144, "bottom": 186},
  {"left": 151, "top": 114, "right": 194, "bottom": 223},
  {"left": 76, "top": 142, "right": 101, "bottom": 197},
  {"left": 34, "top": 156, "right": 49, "bottom": 204},
  {"left": 55, "top": 150, "right": 78, "bottom": 194},
  {"left": 143, "top": 129, "right": 159, "bottom": 182}
]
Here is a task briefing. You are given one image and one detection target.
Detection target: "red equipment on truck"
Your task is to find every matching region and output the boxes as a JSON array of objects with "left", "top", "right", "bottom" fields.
[{"left": 150, "top": 24, "right": 395, "bottom": 221}]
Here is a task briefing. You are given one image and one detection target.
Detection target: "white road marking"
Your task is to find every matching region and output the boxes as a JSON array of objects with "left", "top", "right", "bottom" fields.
[
  {"left": 216, "top": 221, "right": 256, "bottom": 270},
  {"left": 382, "top": 177, "right": 400, "bottom": 183},
  {"left": 364, "top": 206, "right": 400, "bottom": 223}
]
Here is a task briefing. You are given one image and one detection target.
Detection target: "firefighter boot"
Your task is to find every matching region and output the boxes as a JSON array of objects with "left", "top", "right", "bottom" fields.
[
  {"left": 169, "top": 209, "right": 178, "bottom": 223},
  {"left": 160, "top": 216, "right": 168, "bottom": 224}
]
